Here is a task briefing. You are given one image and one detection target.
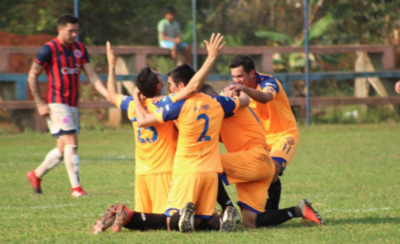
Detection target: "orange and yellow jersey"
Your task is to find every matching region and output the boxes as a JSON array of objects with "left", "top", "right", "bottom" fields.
[
  {"left": 219, "top": 91, "right": 267, "bottom": 152},
  {"left": 116, "top": 95, "right": 178, "bottom": 175},
  {"left": 249, "top": 72, "right": 299, "bottom": 141},
  {"left": 154, "top": 92, "right": 240, "bottom": 174}
]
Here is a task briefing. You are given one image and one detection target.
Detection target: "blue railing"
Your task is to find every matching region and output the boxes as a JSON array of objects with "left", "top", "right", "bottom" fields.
[{"left": 1, "top": 71, "right": 400, "bottom": 101}]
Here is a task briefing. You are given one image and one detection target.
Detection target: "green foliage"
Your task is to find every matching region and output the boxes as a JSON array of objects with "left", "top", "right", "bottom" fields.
[{"left": 254, "top": 31, "right": 294, "bottom": 45}]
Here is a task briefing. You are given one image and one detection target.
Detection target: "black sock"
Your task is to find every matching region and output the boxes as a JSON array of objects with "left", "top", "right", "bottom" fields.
[
  {"left": 168, "top": 212, "right": 180, "bottom": 231},
  {"left": 197, "top": 215, "right": 220, "bottom": 231},
  {"left": 124, "top": 212, "right": 145, "bottom": 231},
  {"left": 265, "top": 178, "right": 281, "bottom": 210},
  {"left": 217, "top": 178, "right": 234, "bottom": 211},
  {"left": 124, "top": 212, "right": 167, "bottom": 231},
  {"left": 256, "top": 207, "right": 299, "bottom": 227}
]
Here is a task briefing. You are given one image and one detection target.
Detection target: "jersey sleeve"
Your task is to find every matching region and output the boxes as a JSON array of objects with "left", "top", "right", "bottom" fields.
[
  {"left": 154, "top": 100, "right": 185, "bottom": 123},
  {"left": 259, "top": 76, "right": 280, "bottom": 98},
  {"left": 154, "top": 95, "right": 174, "bottom": 107},
  {"left": 35, "top": 45, "right": 52, "bottom": 67},
  {"left": 116, "top": 95, "right": 133, "bottom": 112},
  {"left": 82, "top": 45, "right": 90, "bottom": 64},
  {"left": 157, "top": 19, "right": 165, "bottom": 33},
  {"left": 214, "top": 95, "right": 240, "bottom": 118}
]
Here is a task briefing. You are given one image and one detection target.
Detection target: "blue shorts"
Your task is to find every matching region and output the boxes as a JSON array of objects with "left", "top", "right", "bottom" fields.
[{"left": 159, "top": 40, "right": 188, "bottom": 52}]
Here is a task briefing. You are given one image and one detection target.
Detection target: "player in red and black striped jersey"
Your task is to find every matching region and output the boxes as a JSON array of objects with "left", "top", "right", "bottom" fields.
[{"left": 26, "top": 15, "right": 109, "bottom": 197}]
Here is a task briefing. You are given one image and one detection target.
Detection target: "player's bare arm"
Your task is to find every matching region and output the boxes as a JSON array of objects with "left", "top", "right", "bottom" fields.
[
  {"left": 27, "top": 62, "right": 50, "bottom": 117},
  {"left": 229, "top": 84, "right": 273, "bottom": 104},
  {"left": 237, "top": 91, "right": 250, "bottom": 108},
  {"left": 83, "top": 63, "right": 109, "bottom": 101},
  {"left": 174, "top": 33, "right": 226, "bottom": 101},
  {"left": 133, "top": 87, "right": 159, "bottom": 127},
  {"left": 106, "top": 41, "right": 120, "bottom": 106}
]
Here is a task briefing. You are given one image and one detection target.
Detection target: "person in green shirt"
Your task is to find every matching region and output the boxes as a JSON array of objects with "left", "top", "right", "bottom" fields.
[{"left": 158, "top": 6, "right": 191, "bottom": 67}]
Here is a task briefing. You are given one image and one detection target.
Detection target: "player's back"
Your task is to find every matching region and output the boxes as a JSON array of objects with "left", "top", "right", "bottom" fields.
[
  {"left": 156, "top": 92, "right": 239, "bottom": 174},
  {"left": 220, "top": 106, "right": 267, "bottom": 153},
  {"left": 118, "top": 96, "right": 177, "bottom": 175}
]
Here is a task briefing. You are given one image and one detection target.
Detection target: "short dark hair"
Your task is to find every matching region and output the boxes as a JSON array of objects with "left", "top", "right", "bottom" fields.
[
  {"left": 167, "top": 64, "right": 195, "bottom": 86},
  {"left": 57, "top": 15, "right": 79, "bottom": 27},
  {"left": 229, "top": 55, "right": 255, "bottom": 73},
  {"left": 200, "top": 83, "right": 219, "bottom": 96},
  {"left": 163, "top": 6, "right": 176, "bottom": 15},
  {"left": 135, "top": 67, "right": 159, "bottom": 98}
]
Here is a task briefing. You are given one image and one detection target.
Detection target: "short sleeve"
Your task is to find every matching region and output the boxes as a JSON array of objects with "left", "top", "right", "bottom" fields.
[
  {"left": 82, "top": 45, "right": 90, "bottom": 64},
  {"left": 116, "top": 95, "right": 133, "bottom": 112},
  {"left": 157, "top": 19, "right": 165, "bottom": 32},
  {"left": 35, "top": 45, "right": 52, "bottom": 67},
  {"left": 259, "top": 76, "right": 280, "bottom": 98},
  {"left": 214, "top": 95, "right": 240, "bottom": 118}
]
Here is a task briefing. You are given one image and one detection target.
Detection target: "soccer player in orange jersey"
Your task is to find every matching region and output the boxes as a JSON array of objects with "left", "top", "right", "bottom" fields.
[
  {"left": 203, "top": 84, "right": 323, "bottom": 228},
  {"left": 93, "top": 42, "right": 177, "bottom": 234},
  {"left": 226, "top": 55, "right": 299, "bottom": 211},
  {"left": 133, "top": 34, "right": 251, "bottom": 232}
]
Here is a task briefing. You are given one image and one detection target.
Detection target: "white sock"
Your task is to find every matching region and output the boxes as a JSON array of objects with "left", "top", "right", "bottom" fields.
[
  {"left": 64, "top": 145, "right": 81, "bottom": 188},
  {"left": 34, "top": 148, "right": 63, "bottom": 178}
]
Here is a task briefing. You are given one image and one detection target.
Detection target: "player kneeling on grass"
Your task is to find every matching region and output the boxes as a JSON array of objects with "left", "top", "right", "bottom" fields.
[
  {"left": 93, "top": 42, "right": 177, "bottom": 234},
  {"left": 202, "top": 84, "right": 323, "bottom": 228}
]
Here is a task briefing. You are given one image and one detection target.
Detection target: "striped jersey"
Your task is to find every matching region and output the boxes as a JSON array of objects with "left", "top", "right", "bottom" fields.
[{"left": 35, "top": 37, "right": 89, "bottom": 107}]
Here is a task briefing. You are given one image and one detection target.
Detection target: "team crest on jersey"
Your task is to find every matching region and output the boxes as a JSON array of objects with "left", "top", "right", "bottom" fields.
[
  {"left": 74, "top": 49, "right": 82, "bottom": 58},
  {"left": 286, "top": 137, "right": 295, "bottom": 145}
]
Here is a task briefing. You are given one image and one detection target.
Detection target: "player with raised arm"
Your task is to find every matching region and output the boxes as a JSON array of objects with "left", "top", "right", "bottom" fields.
[
  {"left": 226, "top": 55, "right": 299, "bottom": 211},
  {"left": 133, "top": 33, "right": 251, "bottom": 233},
  {"left": 92, "top": 42, "right": 178, "bottom": 234},
  {"left": 26, "top": 15, "right": 108, "bottom": 197}
]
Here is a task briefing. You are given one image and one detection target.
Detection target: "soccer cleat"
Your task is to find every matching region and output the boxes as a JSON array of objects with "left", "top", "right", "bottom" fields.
[
  {"left": 179, "top": 202, "right": 195, "bottom": 233},
  {"left": 112, "top": 204, "right": 133, "bottom": 233},
  {"left": 93, "top": 205, "right": 118, "bottom": 234},
  {"left": 71, "top": 186, "right": 88, "bottom": 197},
  {"left": 26, "top": 171, "right": 43, "bottom": 194},
  {"left": 220, "top": 206, "right": 236, "bottom": 232},
  {"left": 297, "top": 199, "right": 323, "bottom": 225},
  {"left": 232, "top": 207, "right": 241, "bottom": 224}
]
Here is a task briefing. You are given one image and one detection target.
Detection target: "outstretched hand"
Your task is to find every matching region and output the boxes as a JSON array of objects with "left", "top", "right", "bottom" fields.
[
  {"left": 106, "top": 41, "right": 116, "bottom": 67},
  {"left": 204, "top": 33, "right": 225, "bottom": 59}
]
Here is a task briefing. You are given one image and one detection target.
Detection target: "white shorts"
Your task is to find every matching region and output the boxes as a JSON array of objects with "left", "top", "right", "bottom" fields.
[{"left": 47, "top": 103, "right": 79, "bottom": 137}]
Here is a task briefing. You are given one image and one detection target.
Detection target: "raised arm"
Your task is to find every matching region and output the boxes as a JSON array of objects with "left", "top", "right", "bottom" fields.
[
  {"left": 106, "top": 41, "right": 121, "bottom": 106},
  {"left": 27, "top": 62, "right": 50, "bottom": 117},
  {"left": 83, "top": 63, "right": 109, "bottom": 101},
  {"left": 174, "top": 33, "right": 225, "bottom": 101}
]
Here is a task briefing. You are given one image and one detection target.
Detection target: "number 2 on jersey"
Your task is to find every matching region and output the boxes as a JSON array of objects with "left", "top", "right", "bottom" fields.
[
  {"left": 137, "top": 126, "right": 158, "bottom": 143},
  {"left": 197, "top": 114, "right": 211, "bottom": 142}
]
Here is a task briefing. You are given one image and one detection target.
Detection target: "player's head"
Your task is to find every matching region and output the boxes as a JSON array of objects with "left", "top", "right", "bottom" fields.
[
  {"left": 57, "top": 15, "right": 79, "bottom": 45},
  {"left": 200, "top": 83, "right": 219, "bottom": 96},
  {"left": 229, "top": 55, "right": 256, "bottom": 87},
  {"left": 136, "top": 67, "right": 164, "bottom": 98},
  {"left": 163, "top": 6, "right": 176, "bottom": 22},
  {"left": 167, "top": 64, "right": 195, "bottom": 93}
]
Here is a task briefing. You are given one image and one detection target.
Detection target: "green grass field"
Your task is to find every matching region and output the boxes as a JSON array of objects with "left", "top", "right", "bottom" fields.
[{"left": 1, "top": 124, "right": 400, "bottom": 243}]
